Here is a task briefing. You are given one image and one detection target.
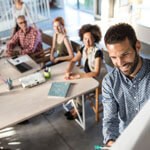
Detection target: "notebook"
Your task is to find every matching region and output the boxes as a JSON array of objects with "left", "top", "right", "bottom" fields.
[
  {"left": 48, "top": 82, "right": 71, "bottom": 98},
  {"left": 19, "top": 72, "right": 46, "bottom": 88},
  {"left": 7, "top": 55, "right": 32, "bottom": 73}
]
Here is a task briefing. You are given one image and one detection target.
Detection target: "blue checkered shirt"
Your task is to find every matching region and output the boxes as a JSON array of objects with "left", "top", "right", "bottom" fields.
[{"left": 102, "top": 58, "right": 150, "bottom": 144}]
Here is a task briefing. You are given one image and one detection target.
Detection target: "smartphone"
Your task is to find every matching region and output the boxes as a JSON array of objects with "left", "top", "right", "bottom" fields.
[{"left": 12, "top": 56, "right": 18, "bottom": 59}]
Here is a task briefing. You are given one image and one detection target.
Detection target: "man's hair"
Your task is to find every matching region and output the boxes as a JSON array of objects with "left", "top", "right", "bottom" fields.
[
  {"left": 79, "top": 24, "right": 102, "bottom": 43},
  {"left": 17, "top": 15, "right": 26, "bottom": 21},
  {"left": 104, "top": 23, "right": 137, "bottom": 50}
]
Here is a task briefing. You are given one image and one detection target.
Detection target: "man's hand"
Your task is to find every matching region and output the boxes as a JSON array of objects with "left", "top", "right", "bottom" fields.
[
  {"left": 6, "top": 49, "right": 19, "bottom": 57},
  {"left": 106, "top": 140, "right": 115, "bottom": 147}
]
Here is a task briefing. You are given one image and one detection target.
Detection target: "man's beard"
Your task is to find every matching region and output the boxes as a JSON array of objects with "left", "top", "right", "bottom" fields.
[
  {"left": 129, "top": 51, "right": 139, "bottom": 75},
  {"left": 118, "top": 51, "right": 140, "bottom": 76}
]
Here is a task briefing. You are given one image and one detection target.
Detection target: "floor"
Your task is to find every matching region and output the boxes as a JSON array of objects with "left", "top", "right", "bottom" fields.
[
  {"left": 0, "top": 104, "right": 103, "bottom": 150},
  {"left": 0, "top": 6, "right": 104, "bottom": 150}
]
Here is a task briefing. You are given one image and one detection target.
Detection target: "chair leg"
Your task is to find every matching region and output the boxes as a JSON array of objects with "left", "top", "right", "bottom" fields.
[{"left": 95, "top": 88, "right": 100, "bottom": 122}]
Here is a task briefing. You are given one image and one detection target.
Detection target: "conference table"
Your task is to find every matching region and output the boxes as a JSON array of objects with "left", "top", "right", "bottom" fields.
[
  {"left": 0, "top": 55, "right": 41, "bottom": 84},
  {"left": 0, "top": 61, "right": 99, "bottom": 130}
]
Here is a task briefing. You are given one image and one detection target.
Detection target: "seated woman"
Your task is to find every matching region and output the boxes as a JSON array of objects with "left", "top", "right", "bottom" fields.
[
  {"left": 50, "top": 17, "right": 74, "bottom": 65},
  {"left": 64, "top": 24, "right": 103, "bottom": 120}
]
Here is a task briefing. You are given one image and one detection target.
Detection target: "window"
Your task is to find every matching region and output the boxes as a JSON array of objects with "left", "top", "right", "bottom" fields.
[{"left": 65, "top": 0, "right": 94, "bottom": 13}]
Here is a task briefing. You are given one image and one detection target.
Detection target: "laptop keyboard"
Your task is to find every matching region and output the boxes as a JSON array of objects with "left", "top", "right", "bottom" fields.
[{"left": 15, "top": 63, "right": 32, "bottom": 73}]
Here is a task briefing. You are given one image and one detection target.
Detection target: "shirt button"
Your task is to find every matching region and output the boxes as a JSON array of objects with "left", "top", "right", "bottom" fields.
[
  {"left": 135, "top": 108, "right": 138, "bottom": 111},
  {"left": 133, "top": 85, "right": 136, "bottom": 88},
  {"left": 134, "top": 97, "right": 136, "bottom": 99}
]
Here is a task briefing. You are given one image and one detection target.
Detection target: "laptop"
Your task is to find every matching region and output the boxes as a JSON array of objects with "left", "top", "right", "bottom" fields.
[
  {"left": 19, "top": 72, "right": 46, "bottom": 88},
  {"left": 7, "top": 55, "right": 32, "bottom": 73}
]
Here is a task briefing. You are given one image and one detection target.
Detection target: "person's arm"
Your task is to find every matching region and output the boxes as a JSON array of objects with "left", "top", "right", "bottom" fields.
[
  {"left": 24, "top": 3, "right": 36, "bottom": 27},
  {"left": 12, "top": 6, "right": 17, "bottom": 28},
  {"left": 21, "top": 29, "right": 41, "bottom": 55},
  {"left": 65, "top": 50, "right": 82, "bottom": 80},
  {"left": 6, "top": 32, "right": 19, "bottom": 56},
  {"left": 50, "top": 33, "right": 56, "bottom": 62},
  {"left": 68, "top": 50, "right": 102, "bottom": 79},
  {"left": 54, "top": 36, "right": 74, "bottom": 63},
  {"left": 102, "top": 76, "right": 120, "bottom": 146}
]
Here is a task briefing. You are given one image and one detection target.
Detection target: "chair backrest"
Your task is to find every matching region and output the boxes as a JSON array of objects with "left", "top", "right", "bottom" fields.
[
  {"left": 29, "top": 32, "right": 52, "bottom": 65},
  {"left": 29, "top": 49, "right": 45, "bottom": 65},
  {"left": 71, "top": 40, "right": 80, "bottom": 53},
  {"left": 98, "top": 61, "right": 108, "bottom": 93},
  {"left": 102, "top": 49, "right": 114, "bottom": 68},
  {"left": 42, "top": 32, "right": 53, "bottom": 46}
]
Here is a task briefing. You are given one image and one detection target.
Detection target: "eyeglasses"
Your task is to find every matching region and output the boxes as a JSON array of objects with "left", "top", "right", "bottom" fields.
[{"left": 18, "top": 20, "right": 26, "bottom": 25}]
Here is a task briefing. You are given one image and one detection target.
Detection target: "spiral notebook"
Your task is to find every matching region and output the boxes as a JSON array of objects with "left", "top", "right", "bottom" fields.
[{"left": 48, "top": 82, "right": 71, "bottom": 98}]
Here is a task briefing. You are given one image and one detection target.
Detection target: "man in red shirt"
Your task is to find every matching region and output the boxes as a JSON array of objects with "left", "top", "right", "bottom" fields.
[{"left": 6, "top": 15, "right": 42, "bottom": 56}]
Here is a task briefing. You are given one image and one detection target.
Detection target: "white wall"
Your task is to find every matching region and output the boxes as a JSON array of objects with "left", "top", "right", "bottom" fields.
[{"left": 101, "top": 0, "right": 150, "bottom": 45}]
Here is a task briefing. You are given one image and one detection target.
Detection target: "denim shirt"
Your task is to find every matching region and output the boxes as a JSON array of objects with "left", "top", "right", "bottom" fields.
[{"left": 102, "top": 58, "right": 150, "bottom": 144}]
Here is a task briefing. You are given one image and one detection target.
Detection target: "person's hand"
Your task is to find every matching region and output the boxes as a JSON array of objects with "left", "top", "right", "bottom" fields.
[
  {"left": 106, "top": 140, "right": 115, "bottom": 147},
  {"left": 53, "top": 57, "right": 59, "bottom": 63},
  {"left": 6, "top": 49, "right": 12, "bottom": 57},
  {"left": 6, "top": 50, "right": 19, "bottom": 57},
  {"left": 64, "top": 72, "right": 71, "bottom": 80},
  {"left": 69, "top": 74, "right": 80, "bottom": 80},
  {"left": 65, "top": 72, "right": 80, "bottom": 80},
  {"left": 50, "top": 55, "right": 54, "bottom": 62}
]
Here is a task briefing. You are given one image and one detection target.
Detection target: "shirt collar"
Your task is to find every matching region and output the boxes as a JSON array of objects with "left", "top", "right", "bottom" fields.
[
  {"left": 134, "top": 58, "right": 146, "bottom": 81},
  {"left": 84, "top": 45, "right": 97, "bottom": 54}
]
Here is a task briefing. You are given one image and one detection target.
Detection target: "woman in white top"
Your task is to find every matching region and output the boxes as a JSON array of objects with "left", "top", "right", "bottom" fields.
[
  {"left": 64, "top": 24, "right": 103, "bottom": 120},
  {"left": 12, "top": 0, "right": 35, "bottom": 35}
]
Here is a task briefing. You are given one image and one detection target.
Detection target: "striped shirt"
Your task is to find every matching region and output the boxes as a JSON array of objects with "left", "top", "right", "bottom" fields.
[
  {"left": 102, "top": 58, "right": 150, "bottom": 144},
  {"left": 7, "top": 26, "right": 42, "bottom": 55}
]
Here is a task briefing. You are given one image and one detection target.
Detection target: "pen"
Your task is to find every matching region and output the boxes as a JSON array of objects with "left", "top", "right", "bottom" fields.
[
  {"left": 0, "top": 74, "right": 7, "bottom": 83},
  {"left": 94, "top": 145, "right": 111, "bottom": 150}
]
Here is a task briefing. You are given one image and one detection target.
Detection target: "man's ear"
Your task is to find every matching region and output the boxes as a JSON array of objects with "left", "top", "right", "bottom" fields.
[{"left": 135, "top": 40, "right": 141, "bottom": 52}]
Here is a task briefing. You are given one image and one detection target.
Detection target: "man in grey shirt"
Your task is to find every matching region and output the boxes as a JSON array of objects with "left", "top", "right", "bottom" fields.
[{"left": 102, "top": 23, "right": 150, "bottom": 147}]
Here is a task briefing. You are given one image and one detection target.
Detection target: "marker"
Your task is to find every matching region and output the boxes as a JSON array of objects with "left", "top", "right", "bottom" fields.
[{"left": 94, "top": 145, "right": 111, "bottom": 150}]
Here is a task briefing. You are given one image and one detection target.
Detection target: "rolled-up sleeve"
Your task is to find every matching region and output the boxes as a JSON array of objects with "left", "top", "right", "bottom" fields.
[
  {"left": 102, "top": 76, "right": 120, "bottom": 144},
  {"left": 21, "top": 29, "right": 42, "bottom": 55},
  {"left": 7, "top": 32, "right": 19, "bottom": 54}
]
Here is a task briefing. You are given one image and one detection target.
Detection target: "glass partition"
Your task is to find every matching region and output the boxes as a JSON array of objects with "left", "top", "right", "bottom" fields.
[{"left": 65, "top": 0, "right": 93, "bottom": 13}]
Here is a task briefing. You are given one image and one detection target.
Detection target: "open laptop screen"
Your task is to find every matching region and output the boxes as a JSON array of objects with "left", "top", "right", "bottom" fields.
[{"left": 15, "top": 62, "right": 32, "bottom": 73}]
